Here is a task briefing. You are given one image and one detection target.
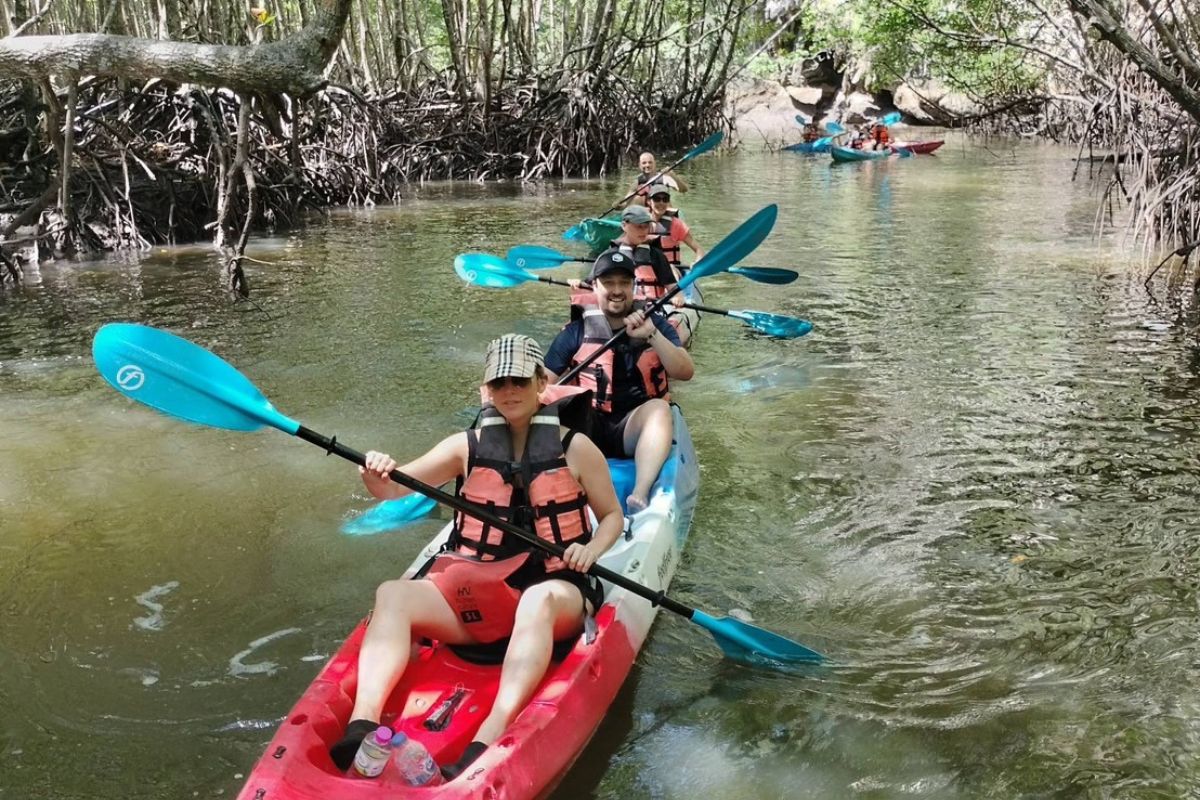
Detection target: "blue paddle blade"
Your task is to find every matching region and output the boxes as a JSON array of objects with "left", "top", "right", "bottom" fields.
[
  {"left": 795, "top": 113, "right": 809, "bottom": 126},
  {"left": 506, "top": 245, "right": 573, "bottom": 270},
  {"left": 342, "top": 494, "right": 438, "bottom": 536},
  {"left": 681, "top": 204, "right": 777, "bottom": 290},
  {"left": 729, "top": 310, "right": 814, "bottom": 339},
  {"left": 454, "top": 253, "right": 534, "bottom": 288},
  {"left": 881, "top": 111, "right": 901, "bottom": 125},
  {"left": 824, "top": 121, "right": 845, "bottom": 134},
  {"left": 563, "top": 223, "right": 586, "bottom": 242},
  {"left": 692, "top": 610, "right": 824, "bottom": 664},
  {"left": 92, "top": 323, "right": 300, "bottom": 434},
  {"left": 687, "top": 130, "right": 724, "bottom": 159},
  {"left": 782, "top": 140, "right": 829, "bottom": 154},
  {"left": 727, "top": 266, "right": 798, "bottom": 285}
]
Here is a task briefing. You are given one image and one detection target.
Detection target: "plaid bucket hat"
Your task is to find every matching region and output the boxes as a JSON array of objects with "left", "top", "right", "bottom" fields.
[{"left": 484, "top": 334, "right": 544, "bottom": 382}]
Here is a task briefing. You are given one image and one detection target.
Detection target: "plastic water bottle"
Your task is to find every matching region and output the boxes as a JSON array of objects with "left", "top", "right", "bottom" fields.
[
  {"left": 351, "top": 726, "right": 394, "bottom": 778},
  {"left": 390, "top": 731, "right": 445, "bottom": 786}
]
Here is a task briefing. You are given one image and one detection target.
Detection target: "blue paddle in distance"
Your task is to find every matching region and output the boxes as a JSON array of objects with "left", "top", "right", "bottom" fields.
[
  {"left": 455, "top": 254, "right": 813, "bottom": 340},
  {"left": 507, "top": 244, "right": 799, "bottom": 285}
]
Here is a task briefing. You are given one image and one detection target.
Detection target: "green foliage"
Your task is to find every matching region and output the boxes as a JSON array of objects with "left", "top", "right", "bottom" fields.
[{"left": 761, "top": 0, "right": 1047, "bottom": 97}]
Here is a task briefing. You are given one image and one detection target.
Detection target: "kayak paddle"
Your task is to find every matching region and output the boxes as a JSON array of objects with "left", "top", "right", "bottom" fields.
[
  {"left": 91, "top": 322, "right": 823, "bottom": 665},
  {"left": 556, "top": 204, "right": 778, "bottom": 386},
  {"left": 456, "top": 254, "right": 813, "bottom": 339},
  {"left": 564, "top": 131, "right": 723, "bottom": 240},
  {"left": 686, "top": 302, "right": 813, "bottom": 339},
  {"left": 341, "top": 494, "right": 438, "bottom": 536},
  {"left": 506, "top": 244, "right": 799, "bottom": 285}
]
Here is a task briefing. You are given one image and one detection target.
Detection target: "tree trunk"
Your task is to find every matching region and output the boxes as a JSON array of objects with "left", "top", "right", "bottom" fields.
[{"left": 0, "top": 0, "right": 351, "bottom": 97}]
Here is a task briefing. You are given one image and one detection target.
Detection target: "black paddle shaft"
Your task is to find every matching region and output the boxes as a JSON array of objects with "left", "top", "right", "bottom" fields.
[
  {"left": 601, "top": 156, "right": 690, "bottom": 216},
  {"left": 293, "top": 425, "right": 696, "bottom": 619},
  {"left": 685, "top": 302, "right": 732, "bottom": 317}
]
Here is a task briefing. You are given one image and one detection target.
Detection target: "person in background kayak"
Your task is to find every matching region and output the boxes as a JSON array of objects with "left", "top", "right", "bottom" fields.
[
  {"left": 328, "top": 334, "right": 624, "bottom": 779},
  {"left": 870, "top": 119, "right": 891, "bottom": 151},
  {"left": 568, "top": 204, "right": 680, "bottom": 302},
  {"left": 625, "top": 150, "right": 689, "bottom": 205},
  {"left": 645, "top": 182, "right": 705, "bottom": 270},
  {"left": 547, "top": 251, "right": 695, "bottom": 513}
]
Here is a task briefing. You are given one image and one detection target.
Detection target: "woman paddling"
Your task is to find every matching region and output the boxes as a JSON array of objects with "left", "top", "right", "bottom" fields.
[{"left": 328, "top": 334, "right": 625, "bottom": 779}]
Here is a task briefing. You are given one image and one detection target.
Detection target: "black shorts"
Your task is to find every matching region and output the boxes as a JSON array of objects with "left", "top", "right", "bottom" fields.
[
  {"left": 506, "top": 553, "right": 605, "bottom": 614},
  {"left": 589, "top": 410, "right": 635, "bottom": 458}
]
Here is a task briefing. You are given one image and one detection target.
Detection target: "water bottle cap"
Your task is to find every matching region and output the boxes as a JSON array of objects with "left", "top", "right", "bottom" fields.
[
  {"left": 372, "top": 726, "right": 393, "bottom": 744},
  {"left": 389, "top": 731, "right": 409, "bottom": 746}
]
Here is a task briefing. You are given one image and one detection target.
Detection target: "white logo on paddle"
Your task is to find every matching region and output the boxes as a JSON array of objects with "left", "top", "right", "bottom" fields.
[{"left": 116, "top": 364, "right": 145, "bottom": 391}]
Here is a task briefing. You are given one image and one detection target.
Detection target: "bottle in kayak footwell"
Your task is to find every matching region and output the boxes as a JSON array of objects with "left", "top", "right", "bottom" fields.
[
  {"left": 351, "top": 726, "right": 394, "bottom": 778},
  {"left": 391, "top": 732, "right": 445, "bottom": 786}
]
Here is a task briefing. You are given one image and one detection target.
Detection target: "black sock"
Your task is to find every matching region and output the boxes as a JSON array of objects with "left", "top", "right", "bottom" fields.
[
  {"left": 329, "top": 718, "right": 380, "bottom": 771},
  {"left": 441, "top": 740, "right": 487, "bottom": 780}
]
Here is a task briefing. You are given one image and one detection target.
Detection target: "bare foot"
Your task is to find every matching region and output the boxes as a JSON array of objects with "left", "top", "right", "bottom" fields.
[{"left": 626, "top": 493, "right": 648, "bottom": 514}]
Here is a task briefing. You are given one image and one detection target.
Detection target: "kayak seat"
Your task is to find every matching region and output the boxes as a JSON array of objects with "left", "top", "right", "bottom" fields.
[{"left": 446, "top": 636, "right": 576, "bottom": 666}]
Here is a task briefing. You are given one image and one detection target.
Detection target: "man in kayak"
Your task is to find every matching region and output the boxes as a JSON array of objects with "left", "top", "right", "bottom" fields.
[
  {"left": 546, "top": 250, "right": 695, "bottom": 513},
  {"left": 568, "top": 204, "right": 680, "bottom": 302},
  {"left": 627, "top": 150, "right": 689, "bottom": 203},
  {"left": 329, "top": 334, "right": 625, "bottom": 779},
  {"left": 645, "top": 182, "right": 705, "bottom": 270}
]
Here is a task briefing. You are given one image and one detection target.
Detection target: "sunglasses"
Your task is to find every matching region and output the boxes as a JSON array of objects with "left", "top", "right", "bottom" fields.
[
  {"left": 650, "top": 195, "right": 670, "bottom": 202},
  {"left": 487, "top": 375, "right": 533, "bottom": 390}
]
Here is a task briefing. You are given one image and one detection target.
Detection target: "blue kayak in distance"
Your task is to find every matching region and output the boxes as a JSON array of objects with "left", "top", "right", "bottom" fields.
[{"left": 830, "top": 144, "right": 892, "bottom": 163}]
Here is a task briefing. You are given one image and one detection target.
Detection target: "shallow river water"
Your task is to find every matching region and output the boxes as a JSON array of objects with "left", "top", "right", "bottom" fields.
[{"left": 4, "top": 133, "right": 1200, "bottom": 799}]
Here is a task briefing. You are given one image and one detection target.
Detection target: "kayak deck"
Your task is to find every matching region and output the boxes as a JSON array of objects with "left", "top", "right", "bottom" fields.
[
  {"left": 891, "top": 139, "right": 945, "bottom": 155},
  {"left": 830, "top": 144, "right": 892, "bottom": 162},
  {"left": 237, "top": 407, "right": 699, "bottom": 800},
  {"left": 563, "top": 216, "right": 622, "bottom": 255}
]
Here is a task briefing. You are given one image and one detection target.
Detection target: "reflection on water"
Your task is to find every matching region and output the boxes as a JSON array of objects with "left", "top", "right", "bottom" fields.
[{"left": 5, "top": 134, "right": 1200, "bottom": 798}]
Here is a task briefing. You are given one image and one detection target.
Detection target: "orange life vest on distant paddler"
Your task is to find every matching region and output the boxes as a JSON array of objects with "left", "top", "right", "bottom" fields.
[{"left": 607, "top": 240, "right": 677, "bottom": 301}]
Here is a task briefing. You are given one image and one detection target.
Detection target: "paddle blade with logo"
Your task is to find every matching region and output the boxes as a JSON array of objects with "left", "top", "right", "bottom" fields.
[
  {"left": 455, "top": 253, "right": 545, "bottom": 289},
  {"left": 454, "top": 254, "right": 532, "bottom": 289},
  {"left": 92, "top": 323, "right": 299, "bottom": 433},
  {"left": 506, "top": 245, "right": 581, "bottom": 270}
]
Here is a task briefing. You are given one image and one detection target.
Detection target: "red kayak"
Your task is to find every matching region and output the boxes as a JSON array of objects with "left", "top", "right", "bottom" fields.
[
  {"left": 236, "top": 407, "right": 700, "bottom": 800},
  {"left": 890, "top": 139, "right": 944, "bottom": 155}
]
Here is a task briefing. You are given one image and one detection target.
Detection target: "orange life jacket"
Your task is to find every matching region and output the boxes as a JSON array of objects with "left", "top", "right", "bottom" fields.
[
  {"left": 651, "top": 209, "right": 683, "bottom": 267},
  {"left": 570, "top": 305, "right": 670, "bottom": 415},
  {"left": 607, "top": 240, "right": 676, "bottom": 301},
  {"left": 872, "top": 124, "right": 890, "bottom": 145},
  {"left": 448, "top": 395, "right": 592, "bottom": 572}
]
